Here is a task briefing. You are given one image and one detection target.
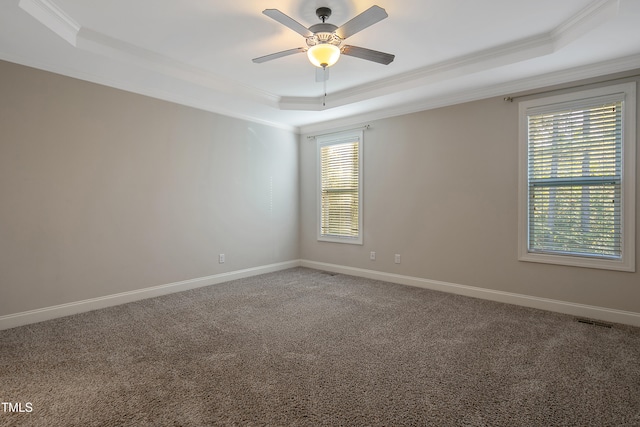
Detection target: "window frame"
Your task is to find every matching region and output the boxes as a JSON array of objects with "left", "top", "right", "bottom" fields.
[
  {"left": 518, "top": 82, "right": 636, "bottom": 272},
  {"left": 316, "top": 129, "right": 364, "bottom": 245}
]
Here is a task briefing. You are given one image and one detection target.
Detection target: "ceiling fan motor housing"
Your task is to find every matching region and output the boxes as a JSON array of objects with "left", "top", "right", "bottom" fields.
[
  {"left": 306, "top": 29, "right": 341, "bottom": 47},
  {"left": 307, "top": 8, "right": 342, "bottom": 48}
]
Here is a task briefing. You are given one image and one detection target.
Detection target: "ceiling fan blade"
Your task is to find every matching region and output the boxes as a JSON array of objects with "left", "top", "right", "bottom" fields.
[
  {"left": 335, "top": 6, "right": 388, "bottom": 40},
  {"left": 263, "top": 9, "right": 313, "bottom": 37},
  {"left": 252, "top": 47, "right": 306, "bottom": 63},
  {"left": 341, "top": 45, "right": 395, "bottom": 65},
  {"left": 315, "top": 67, "right": 330, "bottom": 82}
]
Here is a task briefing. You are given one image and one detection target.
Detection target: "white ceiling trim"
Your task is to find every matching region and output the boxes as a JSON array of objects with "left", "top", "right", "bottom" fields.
[
  {"left": 282, "top": 33, "right": 556, "bottom": 111},
  {"left": 18, "top": 0, "right": 80, "bottom": 46},
  {"left": 75, "top": 28, "right": 280, "bottom": 108},
  {"left": 0, "top": 48, "right": 298, "bottom": 132},
  {"left": 284, "top": 0, "right": 620, "bottom": 110},
  {"left": 18, "top": 0, "right": 278, "bottom": 108},
  {"left": 13, "top": 0, "right": 637, "bottom": 133},
  {"left": 551, "top": 0, "right": 619, "bottom": 49},
  {"left": 18, "top": 0, "right": 621, "bottom": 115},
  {"left": 298, "top": 53, "right": 640, "bottom": 135}
]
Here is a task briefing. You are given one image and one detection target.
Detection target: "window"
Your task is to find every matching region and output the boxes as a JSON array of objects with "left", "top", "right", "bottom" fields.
[
  {"left": 317, "top": 130, "right": 363, "bottom": 244},
  {"left": 518, "top": 82, "right": 635, "bottom": 271}
]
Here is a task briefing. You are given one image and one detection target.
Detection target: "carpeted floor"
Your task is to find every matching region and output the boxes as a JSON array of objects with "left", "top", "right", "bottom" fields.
[{"left": 1, "top": 267, "right": 639, "bottom": 426}]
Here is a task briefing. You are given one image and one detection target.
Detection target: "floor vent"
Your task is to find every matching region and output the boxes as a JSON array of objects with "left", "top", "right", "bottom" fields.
[
  {"left": 575, "top": 318, "right": 613, "bottom": 328},
  {"left": 320, "top": 271, "right": 336, "bottom": 277}
]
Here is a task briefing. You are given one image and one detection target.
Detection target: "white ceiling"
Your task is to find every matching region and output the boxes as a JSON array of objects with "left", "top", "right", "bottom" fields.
[{"left": 2, "top": 0, "right": 640, "bottom": 132}]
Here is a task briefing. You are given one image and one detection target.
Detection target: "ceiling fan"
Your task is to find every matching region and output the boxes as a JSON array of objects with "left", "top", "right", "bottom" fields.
[{"left": 252, "top": 5, "right": 395, "bottom": 79}]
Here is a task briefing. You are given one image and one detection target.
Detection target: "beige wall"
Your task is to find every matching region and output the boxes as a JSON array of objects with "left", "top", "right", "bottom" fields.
[
  {"left": 2, "top": 58, "right": 638, "bottom": 320},
  {"left": 0, "top": 61, "right": 299, "bottom": 316},
  {"left": 300, "top": 76, "right": 640, "bottom": 314}
]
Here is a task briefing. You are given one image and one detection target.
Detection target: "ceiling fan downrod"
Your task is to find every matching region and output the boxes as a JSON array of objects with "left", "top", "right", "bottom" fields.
[{"left": 316, "top": 7, "right": 332, "bottom": 23}]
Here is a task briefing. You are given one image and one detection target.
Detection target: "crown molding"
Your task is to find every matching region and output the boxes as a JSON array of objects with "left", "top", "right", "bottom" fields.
[
  {"left": 0, "top": 51, "right": 297, "bottom": 132},
  {"left": 284, "top": 33, "right": 556, "bottom": 111},
  {"left": 18, "top": 0, "right": 80, "bottom": 46},
  {"left": 297, "top": 53, "right": 640, "bottom": 135},
  {"left": 15, "top": 0, "right": 633, "bottom": 133},
  {"left": 551, "top": 0, "right": 619, "bottom": 49},
  {"left": 287, "top": 0, "right": 620, "bottom": 111},
  {"left": 19, "top": 0, "right": 622, "bottom": 116},
  {"left": 19, "top": 0, "right": 280, "bottom": 109},
  {"left": 75, "top": 28, "right": 280, "bottom": 108},
  {"left": 279, "top": 96, "right": 325, "bottom": 111}
]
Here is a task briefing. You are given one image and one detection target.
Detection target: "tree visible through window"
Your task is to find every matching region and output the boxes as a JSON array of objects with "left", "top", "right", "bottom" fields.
[
  {"left": 519, "top": 83, "right": 636, "bottom": 271},
  {"left": 317, "top": 130, "right": 363, "bottom": 244},
  {"left": 528, "top": 101, "right": 622, "bottom": 258}
]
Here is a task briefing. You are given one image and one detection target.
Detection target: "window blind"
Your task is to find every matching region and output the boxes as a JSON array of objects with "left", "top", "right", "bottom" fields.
[
  {"left": 320, "top": 140, "right": 360, "bottom": 239},
  {"left": 527, "top": 97, "right": 623, "bottom": 259}
]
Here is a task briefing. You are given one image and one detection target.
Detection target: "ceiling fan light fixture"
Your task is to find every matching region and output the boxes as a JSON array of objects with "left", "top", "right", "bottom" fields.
[{"left": 307, "top": 43, "right": 340, "bottom": 68}]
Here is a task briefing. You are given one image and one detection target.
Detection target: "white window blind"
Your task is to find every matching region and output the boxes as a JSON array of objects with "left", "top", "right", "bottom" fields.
[
  {"left": 518, "top": 82, "right": 636, "bottom": 272},
  {"left": 527, "top": 97, "right": 622, "bottom": 258},
  {"left": 317, "top": 131, "right": 363, "bottom": 244}
]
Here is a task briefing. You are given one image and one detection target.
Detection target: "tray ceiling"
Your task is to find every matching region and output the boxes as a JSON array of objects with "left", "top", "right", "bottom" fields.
[{"left": 2, "top": 0, "right": 640, "bottom": 132}]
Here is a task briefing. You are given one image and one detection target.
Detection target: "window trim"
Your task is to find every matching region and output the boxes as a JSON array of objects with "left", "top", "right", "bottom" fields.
[
  {"left": 316, "top": 129, "right": 364, "bottom": 245},
  {"left": 518, "top": 82, "right": 636, "bottom": 272}
]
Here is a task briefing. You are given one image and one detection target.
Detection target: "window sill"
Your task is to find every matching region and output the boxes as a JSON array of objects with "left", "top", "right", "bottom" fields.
[
  {"left": 318, "top": 236, "right": 363, "bottom": 245},
  {"left": 518, "top": 251, "right": 635, "bottom": 272}
]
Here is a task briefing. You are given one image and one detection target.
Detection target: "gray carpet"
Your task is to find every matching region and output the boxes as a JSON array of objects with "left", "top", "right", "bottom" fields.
[{"left": 1, "top": 267, "right": 639, "bottom": 426}]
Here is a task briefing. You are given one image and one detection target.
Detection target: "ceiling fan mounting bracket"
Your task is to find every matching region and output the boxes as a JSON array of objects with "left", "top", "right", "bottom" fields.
[
  {"left": 316, "top": 7, "right": 332, "bottom": 23},
  {"left": 309, "top": 7, "right": 339, "bottom": 37}
]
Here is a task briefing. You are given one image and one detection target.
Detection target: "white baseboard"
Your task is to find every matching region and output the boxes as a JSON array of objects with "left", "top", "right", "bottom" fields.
[
  {"left": 0, "top": 260, "right": 302, "bottom": 331},
  {"left": 4, "top": 259, "right": 639, "bottom": 330},
  {"left": 300, "top": 260, "right": 640, "bottom": 327}
]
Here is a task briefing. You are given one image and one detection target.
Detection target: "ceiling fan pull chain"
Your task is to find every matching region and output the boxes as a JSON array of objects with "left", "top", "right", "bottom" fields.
[{"left": 323, "top": 66, "right": 327, "bottom": 106}]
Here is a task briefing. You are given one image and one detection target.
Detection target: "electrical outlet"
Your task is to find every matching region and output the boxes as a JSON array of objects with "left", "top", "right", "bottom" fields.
[
  {"left": 219, "top": 254, "right": 225, "bottom": 264},
  {"left": 394, "top": 254, "right": 401, "bottom": 264},
  {"left": 370, "top": 251, "right": 376, "bottom": 261}
]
